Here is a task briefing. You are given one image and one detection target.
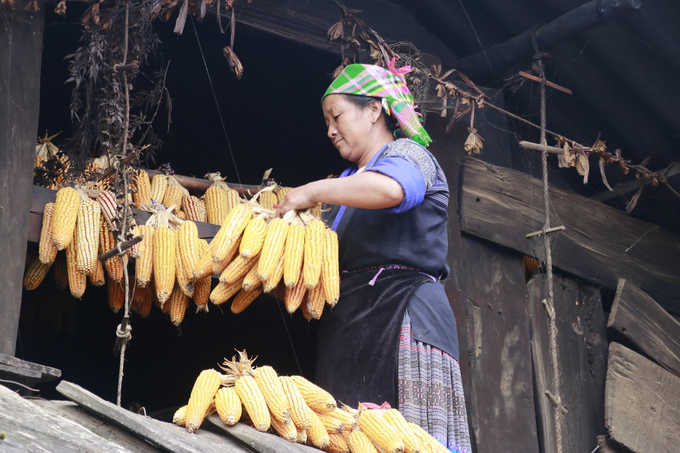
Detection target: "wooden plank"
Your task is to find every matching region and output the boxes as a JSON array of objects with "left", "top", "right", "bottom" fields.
[
  {"left": 0, "top": 383, "right": 134, "bottom": 453},
  {"left": 56, "top": 380, "right": 248, "bottom": 453},
  {"left": 460, "top": 234, "right": 539, "bottom": 453},
  {"left": 31, "top": 400, "right": 161, "bottom": 453},
  {"left": 527, "top": 273, "right": 608, "bottom": 453},
  {"left": 0, "top": 352, "right": 61, "bottom": 383},
  {"left": 605, "top": 342, "right": 680, "bottom": 453},
  {"left": 458, "top": 157, "right": 680, "bottom": 315},
  {"left": 0, "top": 3, "right": 45, "bottom": 356},
  {"left": 608, "top": 279, "right": 680, "bottom": 376},
  {"left": 204, "top": 415, "right": 319, "bottom": 453}
]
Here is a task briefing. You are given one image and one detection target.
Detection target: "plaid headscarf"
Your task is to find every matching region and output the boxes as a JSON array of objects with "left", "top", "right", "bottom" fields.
[{"left": 322, "top": 63, "right": 432, "bottom": 147}]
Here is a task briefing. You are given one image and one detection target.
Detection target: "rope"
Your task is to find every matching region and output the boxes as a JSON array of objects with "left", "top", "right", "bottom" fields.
[{"left": 533, "top": 36, "right": 566, "bottom": 453}]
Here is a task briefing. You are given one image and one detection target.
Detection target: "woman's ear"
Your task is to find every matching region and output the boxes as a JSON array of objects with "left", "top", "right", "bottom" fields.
[{"left": 369, "top": 99, "right": 383, "bottom": 123}]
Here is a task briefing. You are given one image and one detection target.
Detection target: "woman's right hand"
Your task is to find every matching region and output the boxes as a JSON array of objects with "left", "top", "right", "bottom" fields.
[{"left": 274, "top": 182, "right": 318, "bottom": 218}]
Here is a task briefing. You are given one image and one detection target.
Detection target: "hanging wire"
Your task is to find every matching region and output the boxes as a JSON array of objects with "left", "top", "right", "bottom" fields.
[{"left": 274, "top": 296, "right": 303, "bottom": 376}]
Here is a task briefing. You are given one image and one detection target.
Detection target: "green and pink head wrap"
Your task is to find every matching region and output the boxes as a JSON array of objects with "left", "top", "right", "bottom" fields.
[{"left": 322, "top": 62, "right": 432, "bottom": 147}]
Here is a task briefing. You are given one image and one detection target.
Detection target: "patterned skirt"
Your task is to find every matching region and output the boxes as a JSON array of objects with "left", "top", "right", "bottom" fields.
[{"left": 398, "top": 311, "right": 472, "bottom": 453}]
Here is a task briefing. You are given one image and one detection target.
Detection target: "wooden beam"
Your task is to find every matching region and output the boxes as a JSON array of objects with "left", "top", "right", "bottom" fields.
[
  {"left": 590, "top": 163, "right": 680, "bottom": 202},
  {"left": 458, "top": 157, "right": 680, "bottom": 315},
  {"left": 605, "top": 342, "right": 680, "bottom": 453},
  {"left": 0, "top": 352, "right": 61, "bottom": 384},
  {"left": 608, "top": 279, "right": 680, "bottom": 375}
]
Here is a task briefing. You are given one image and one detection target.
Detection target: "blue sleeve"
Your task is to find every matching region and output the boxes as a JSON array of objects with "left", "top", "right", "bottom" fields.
[{"left": 365, "top": 156, "right": 426, "bottom": 214}]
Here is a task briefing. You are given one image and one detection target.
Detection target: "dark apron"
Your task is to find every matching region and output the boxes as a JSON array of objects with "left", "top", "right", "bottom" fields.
[{"left": 314, "top": 268, "right": 433, "bottom": 408}]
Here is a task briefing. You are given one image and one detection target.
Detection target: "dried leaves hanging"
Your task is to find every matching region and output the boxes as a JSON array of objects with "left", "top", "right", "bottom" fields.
[{"left": 222, "top": 46, "right": 243, "bottom": 80}]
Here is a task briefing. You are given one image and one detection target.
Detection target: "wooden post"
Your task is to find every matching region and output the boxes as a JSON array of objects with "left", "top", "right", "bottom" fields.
[{"left": 0, "top": 2, "right": 45, "bottom": 355}]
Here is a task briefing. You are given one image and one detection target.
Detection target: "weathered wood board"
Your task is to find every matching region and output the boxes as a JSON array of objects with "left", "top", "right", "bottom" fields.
[
  {"left": 460, "top": 234, "right": 539, "bottom": 453},
  {"left": 608, "top": 279, "right": 680, "bottom": 375},
  {"left": 459, "top": 157, "right": 680, "bottom": 315},
  {"left": 0, "top": 352, "right": 61, "bottom": 384},
  {"left": 0, "top": 383, "right": 133, "bottom": 453},
  {"left": 527, "top": 274, "right": 608, "bottom": 453},
  {"left": 56, "top": 380, "right": 248, "bottom": 453},
  {"left": 605, "top": 342, "right": 680, "bottom": 453}
]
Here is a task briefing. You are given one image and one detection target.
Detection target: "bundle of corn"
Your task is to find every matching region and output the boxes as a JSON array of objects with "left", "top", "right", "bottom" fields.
[{"left": 204, "top": 173, "right": 240, "bottom": 225}]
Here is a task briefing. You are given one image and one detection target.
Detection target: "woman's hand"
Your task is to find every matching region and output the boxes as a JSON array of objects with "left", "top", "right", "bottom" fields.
[{"left": 274, "top": 183, "right": 318, "bottom": 218}]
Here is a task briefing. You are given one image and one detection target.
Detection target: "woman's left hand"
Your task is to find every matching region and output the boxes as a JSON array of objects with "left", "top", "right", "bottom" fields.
[{"left": 274, "top": 183, "right": 318, "bottom": 218}]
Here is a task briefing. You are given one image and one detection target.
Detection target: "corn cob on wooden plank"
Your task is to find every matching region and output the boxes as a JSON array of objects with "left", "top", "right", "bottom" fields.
[
  {"left": 317, "top": 410, "right": 345, "bottom": 434},
  {"left": 358, "top": 410, "right": 405, "bottom": 453},
  {"left": 327, "top": 432, "right": 351, "bottom": 453},
  {"left": 258, "top": 218, "right": 288, "bottom": 281},
  {"left": 279, "top": 376, "right": 312, "bottom": 430},
  {"left": 239, "top": 216, "right": 267, "bottom": 258},
  {"left": 329, "top": 407, "right": 358, "bottom": 432},
  {"left": 407, "top": 422, "right": 449, "bottom": 453},
  {"left": 306, "top": 410, "right": 331, "bottom": 449},
  {"left": 135, "top": 225, "right": 154, "bottom": 287},
  {"left": 347, "top": 429, "right": 380, "bottom": 453},
  {"left": 283, "top": 225, "right": 305, "bottom": 288},
  {"left": 322, "top": 228, "right": 340, "bottom": 306},
  {"left": 303, "top": 219, "right": 325, "bottom": 289},
  {"left": 23, "top": 257, "right": 52, "bottom": 290},
  {"left": 253, "top": 366, "right": 291, "bottom": 425},
  {"left": 235, "top": 375, "right": 271, "bottom": 432},
  {"left": 270, "top": 411, "right": 298, "bottom": 442},
  {"left": 290, "top": 375, "right": 336, "bottom": 414},
  {"left": 52, "top": 187, "right": 81, "bottom": 251},
  {"left": 382, "top": 409, "right": 422, "bottom": 453},
  {"left": 38, "top": 202, "right": 58, "bottom": 265},
  {"left": 185, "top": 369, "right": 222, "bottom": 433},
  {"left": 296, "top": 429, "right": 308, "bottom": 444},
  {"left": 215, "top": 386, "right": 242, "bottom": 426},
  {"left": 75, "top": 199, "right": 102, "bottom": 275},
  {"left": 173, "top": 401, "right": 217, "bottom": 427}
]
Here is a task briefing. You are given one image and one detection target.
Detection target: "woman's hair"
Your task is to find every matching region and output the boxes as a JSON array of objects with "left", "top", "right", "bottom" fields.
[{"left": 341, "top": 94, "right": 399, "bottom": 132}]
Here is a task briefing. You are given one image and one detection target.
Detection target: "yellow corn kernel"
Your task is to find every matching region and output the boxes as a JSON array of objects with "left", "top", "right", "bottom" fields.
[
  {"left": 176, "top": 231, "right": 194, "bottom": 298},
  {"left": 132, "top": 169, "right": 151, "bottom": 208},
  {"left": 258, "top": 191, "right": 277, "bottom": 210},
  {"left": 241, "top": 257, "right": 261, "bottom": 291},
  {"left": 99, "top": 219, "right": 125, "bottom": 282},
  {"left": 302, "top": 300, "right": 314, "bottom": 321},
  {"left": 283, "top": 225, "right": 305, "bottom": 288},
  {"left": 135, "top": 225, "right": 154, "bottom": 287},
  {"left": 210, "top": 278, "right": 244, "bottom": 305},
  {"left": 215, "top": 386, "right": 242, "bottom": 426},
  {"left": 153, "top": 227, "right": 177, "bottom": 305},
  {"left": 257, "top": 218, "right": 288, "bottom": 281},
  {"left": 205, "top": 185, "right": 228, "bottom": 225},
  {"left": 173, "top": 402, "right": 217, "bottom": 427},
  {"left": 182, "top": 196, "right": 207, "bottom": 223},
  {"left": 185, "top": 369, "right": 222, "bottom": 433},
  {"left": 303, "top": 219, "right": 325, "bottom": 289},
  {"left": 235, "top": 375, "right": 271, "bottom": 432},
  {"left": 54, "top": 261, "right": 68, "bottom": 291},
  {"left": 327, "top": 432, "right": 351, "bottom": 453},
  {"left": 382, "top": 409, "right": 421, "bottom": 453},
  {"left": 276, "top": 187, "right": 290, "bottom": 204},
  {"left": 75, "top": 199, "right": 102, "bottom": 275},
  {"left": 163, "top": 184, "right": 183, "bottom": 209},
  {"left": 253, "top": 366, "right": 291, "bottom": 425},
  {"left": 347, "top": 429, "right": 380, "bottom": 453},
  {"left": 89, "top": 258, "right": 105, "bottom": 287},
  {"left": 329, "top": 408, "right": 358, "bottom": 433},
  {"left": 225, "top": 189, "right": 240, "bottom": 214},
  {"left": 193, "top": 241, "right": 215, "bottom": 281},
  {"left": 38, "top": 202, "right": 58, "bottom": 265},
  {"left": 175, "top": 210, "right": 186, "bottom": 220},
  {"left": 132, "top": 284, "right": 153, "bottom": 318},
  {"left": 322, "top": 228, "right": 340, "bottom": 306},
  {"left": 212, "top": 235, "right": 241, "bottom": 276},
  {"left": 23, "top": 257, "right": 52, "bottom": 290},
  {"left": 220, "top": 253, "right": 259, "bottom": 285},
  {"left": 231, "top": 288, "right": 262, "bottom": 314},
  {"left": 284, "top": 275, "right": 307, "bottom": 314},
  {"left": 358, "top": 410, "right": 405, "bottom": 453},
  {"left": 96, "top": 190, "right": 118, "bottom": 227},
  {"left": 306, "top": 410, "right": 331, "bottom": 449},
  {"left": 317, "top": 411, "right": 345, "bottom": 433},
  {"left": 66, "top": 236, "right": 87, "bottom": 299},
  {"left": 306, "top": 280, "right": 325, "bottom": 320},
  {"left": 239, "top": 217, "right": 267, "bottom": 258},
  {"left": 150, "top": 174, "right": 168, "bottom": 204},
  {"left": 107, "top": 276, "right": 124, "bottom": 313},
  {"left": 280, "top": 376, "right": 311, "bottom": 431},
  {"left": 168, "top": 284, "right": 190, "bottom": 326},
  {"left": 263, "top": 249, "right": 285, "bottom": 293},
  {"left": 52, "top": 187, "right": 81, "bottom": 251},
  {"left": 290, "top": 375, "right": 336, "bottom": 414},
  {"left": 270, "top": 412, "right": 298, "bottom": 442},
  {"left": 407, "top": 422, "right": 450, "bottom": 453},
  {"left": 193, "top": 276, "right": 212, "bottom": 312},
  {"left": 211, "top": 204, "right": 251, "bottom": 264}
]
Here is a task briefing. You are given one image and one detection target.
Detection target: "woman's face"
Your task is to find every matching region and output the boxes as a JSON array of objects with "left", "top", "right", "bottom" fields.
[{"left": 322, "top": 94, "right": 376, "bottom": 163}]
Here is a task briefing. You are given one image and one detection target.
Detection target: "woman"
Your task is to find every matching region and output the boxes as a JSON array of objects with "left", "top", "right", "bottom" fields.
[{"left": 275, "top": 64, "right": 471, "bottom": 453}]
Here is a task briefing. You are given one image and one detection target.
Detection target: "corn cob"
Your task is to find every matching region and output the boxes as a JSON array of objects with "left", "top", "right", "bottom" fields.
[
  {"left": 328, "top": 432, "right": 351, "bottom": 453},
  {"left": 285, "top": 275, "right": 307, "bottom": 314},
  {"left": 205, "top": 186, "right": 229, "bottom": 225},
  {"left": 23, "top": 257, "right": 52, "bottom": 290},
  {"left": 150, "top": 174, "right": 168, "bottom": 204},
  {"left": 193, "top": 276, "right": 212, "bottom": 312},
  {"left": 132, "top": 285, "right": 153, "bottom": 318},
  {"left": 175, "top": 210, "right": 186, "bottom": 220},
  {"left": 185, "top": 369, "right": 222, "bottom": 433},
  {"left": 173, "top": 402, "right": 218, "bottom": 427},
  {"left": 96, "top": 191, "right": 118, "bottom": 228},
  {"left": 212, "top": 204, "right": 251, "bottom": 264},
  {"left": 89, "top": 258, "right": 106, "bottom": 286},
  {"left": 168, "top": 284, "right": 190, "bottom": 326},
  {"left": 258, "top": 191, "right": 277, "bottom": 210},
  {"left": 279, "top": 376, "right": 312, "bottom": 430},
  {"left": 252, "top": 366, "right": 291, "bottom": 425},
  {"left": 54, "top": 261, "right": 68, "bottom": 290},
  {"left": 382, "top": 409, "right": 422, "bottom": 453},
  {"left": 302, "top": 300, "right": 314, "bottom": 321},
  {"left": 306, "top": 279, "right": 325, "bottom": 320},
  {"left": 135, "top": 225, "right": 154, "bottom": 287},
  {"left": 212, "top": 235, "right": 241, "bottom": 275},
  {"left": 39, "top": 203, "right": 58, "bottom": 265},
  {"left": 66, "top": 237, "right": 87, "bottom": 299},
  {"left": 132, "top": 169, "right": 151, "bottom": 207},
  {"left": 258, "top": 218, "right": 288, "bottom": 281},
  {"left": 108, "top": 277, "right": 125, "bottom": 313},
  {"left": 317, "top": 411, "right": 345, "bottom": 434},
  {"left": 297, "top": 429, "right": 308, "bottom": 444},
  {"left": 283, "top": 225, "right": 305, "bottom": 287},
  {"left": 242, "top": 257, "right": 262, "bottom": 291},
  {"left": 231, "top": 288, "right": 262, "bottom": 314},
  {"left": 225, "top": 189, "right": 240, "bottom": 214},
  {"left": 176, "top": 232, "right": 194, "bottom": 298},
  {"left": 220, "top": 253, "right": 259, "bottom": 285},
  {"left": 210, "top": 278, "right": 244, "bottom": 305},
  {"left": 75, "top": 199, "right": 101, "bottom": 275},
  {"left": 215, "top": 386, "right": 242, "bottom": 426},
  {"left": 347, "top": 429, "right": 380, "bottom": 453},
  {"left": 306, "top": 410, "right": 331, "bottom": 449},
  {"left": 303, "top": 219, "right": 325, "bottom": 289},
  {"left": 163, "top": 184, "right": 183, "bottom": 209},
  {"left": 263, "top": 250, "right": 285, "bottom": 293},
  {"left": 100, "top": 220, "right": 125, "bottom": 282},
  {"left": 358, "top": 410, "right": 405, "bottom": 453},
  {"left": 330, "top": 407, "right": 358, "bottom": 432},
  {"left": 276, "top": 187, "right": 290, "bottom": 204},
  {"left": 52, "top": 187, "right": 81, "bottom": 251},
  {"left": 407, "top": 422, "right": 449, "bottom": 453},
  {"left": 126, "top": 223, "right": 141, "bottom": 259},
  {"left": 270, "top": 412, "right": 298, "bottom": 442},
  {"left": 239, "top": 217, "right": 267, "bottom": 258},
  {"left": 182, "top": 196, "right": 207, "bottom": 223},
  {"left": 153, "top": 226, "right": 176, "bottom": 305},
  {"left": 235, "top": 375, "right": 271, "bottom": 432},
  {"left": 322, "top": 229, "right": 340, "bottom": 306},
  {"left": 193, "top": 241, "right": 215, "bottom": 281},
  {"left": 290, "top": 375, "right": 336, "bottom": 414}
]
